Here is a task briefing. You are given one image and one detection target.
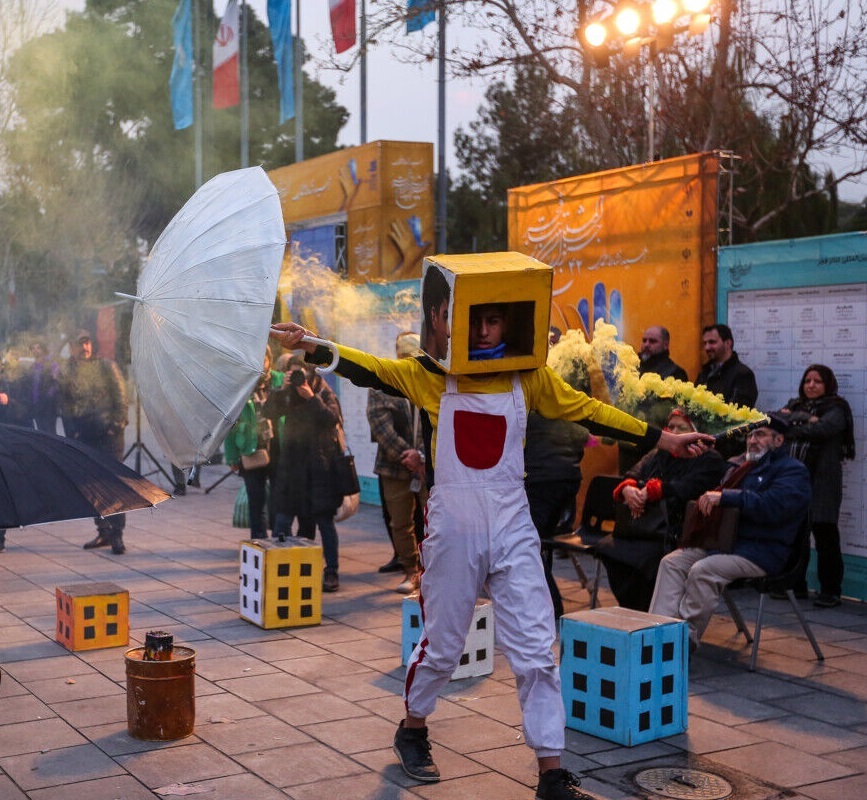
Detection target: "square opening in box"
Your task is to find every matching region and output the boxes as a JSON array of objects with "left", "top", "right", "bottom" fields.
[{"left": 467, "top": 301, "right": 535, "bottom": 359}]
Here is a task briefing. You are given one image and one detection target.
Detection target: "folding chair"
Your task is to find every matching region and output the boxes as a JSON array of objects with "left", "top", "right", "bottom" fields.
[
  {"left": 541, "top": 474, "right": 621, "bottom": 608},
  {"left": 721, "top": 519, "right": 824, "bottom": 671}
]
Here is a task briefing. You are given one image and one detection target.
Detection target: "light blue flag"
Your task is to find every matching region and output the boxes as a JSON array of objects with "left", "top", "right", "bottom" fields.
[
  {"left": 268, "top": 0, "right": 294, "bottom": 123},
  {"left": 407, "top": 0, "right": 436, "bottom": 33},
  {"left": 169, "top": 0, "right": 193, "bottom": 130}
]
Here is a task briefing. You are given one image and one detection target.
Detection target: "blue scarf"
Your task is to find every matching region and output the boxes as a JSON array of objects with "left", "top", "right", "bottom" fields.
[{"left": 468, "top": 342, "right": 506, "bottom": 361}]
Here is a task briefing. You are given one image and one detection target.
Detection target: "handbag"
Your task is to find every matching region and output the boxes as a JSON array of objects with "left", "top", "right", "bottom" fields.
[
  {"left": 335, "top": 492, "right": 360, "bottom": 522},
  {"left": 680, "top": 501, "right": 740, "bottom": 553},
  {"left": 613, "top": 503, "right": 669, "bottom": 541},
  {"left": 333, "top": 449, "right": 360, "bottom": 497},
  {"left": 241, "top": 448, "right": 269, "bottom": 470}
]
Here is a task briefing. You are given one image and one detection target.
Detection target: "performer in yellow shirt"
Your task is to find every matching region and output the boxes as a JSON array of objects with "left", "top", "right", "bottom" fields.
[{"left": 271, "top": 309, "right": 709, "bottom": 800}]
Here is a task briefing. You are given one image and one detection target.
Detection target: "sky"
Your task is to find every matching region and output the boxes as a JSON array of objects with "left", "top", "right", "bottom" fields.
[
  {"left": 57, "top": 1, "right": 865, "bottom": 202},
  {"left": 59, "top": 0, "right": 488, "bottom": 175}
]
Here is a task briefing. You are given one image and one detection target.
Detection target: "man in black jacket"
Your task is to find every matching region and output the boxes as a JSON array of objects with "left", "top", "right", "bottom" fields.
[
  {"left": 695, "top": 324, "right": 758, "bottom": 407},
  {"left": 638, "top": 325, "right": 688, "bottom": 381}
]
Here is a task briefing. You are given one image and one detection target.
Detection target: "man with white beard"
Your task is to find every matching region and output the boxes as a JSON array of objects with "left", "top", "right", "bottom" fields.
[{"left": 649, "top": 413, "right": 811, "bottom": 652}]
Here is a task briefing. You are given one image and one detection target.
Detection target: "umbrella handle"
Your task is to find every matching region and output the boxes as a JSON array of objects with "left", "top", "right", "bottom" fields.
[{"left": 301, "top": 336, "right": 340, "bottom": 375}]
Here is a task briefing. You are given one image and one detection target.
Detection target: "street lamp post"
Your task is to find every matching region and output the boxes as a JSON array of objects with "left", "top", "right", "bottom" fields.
[{"left": 581, "top": 0, "right": 713, "bottom": 162}]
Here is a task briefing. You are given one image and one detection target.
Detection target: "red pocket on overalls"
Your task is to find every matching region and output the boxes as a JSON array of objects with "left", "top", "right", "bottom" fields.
[{"left": 453, "top": 410, "right": 506, "bottom": 469}]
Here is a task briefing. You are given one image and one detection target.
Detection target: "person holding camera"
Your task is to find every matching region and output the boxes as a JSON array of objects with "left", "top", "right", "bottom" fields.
[
  {"left": 266, "top": 356, "right": 344, "bottom": 592},
  {"left": 224, "top": 346, "right": 284, "bottom": 539}
]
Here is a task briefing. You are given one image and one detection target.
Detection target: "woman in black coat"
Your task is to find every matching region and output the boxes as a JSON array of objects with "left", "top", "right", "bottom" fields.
[
  {"left": 595, "top": 408, "right": 727, "bottom": 611},
  {"left": 780, "top": 364, "right": 855, "bottom": 608},
  {"left": 267, "top": 359, "right": 344, "bottom": 593}
]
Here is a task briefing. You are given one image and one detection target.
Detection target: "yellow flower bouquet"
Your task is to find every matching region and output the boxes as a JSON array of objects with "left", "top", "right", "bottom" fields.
[{"left": 549, "top": 320, "right": 767, "bottom": 436}]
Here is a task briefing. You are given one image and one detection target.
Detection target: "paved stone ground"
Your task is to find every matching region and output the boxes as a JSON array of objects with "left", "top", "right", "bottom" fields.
[{"left": 2, "top": 462, "right": 867, "bottom": 800}]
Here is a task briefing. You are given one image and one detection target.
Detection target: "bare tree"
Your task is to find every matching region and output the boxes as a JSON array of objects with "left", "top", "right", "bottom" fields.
[{"left": 360, "top": 0, "right": 867, "bottom": 239}]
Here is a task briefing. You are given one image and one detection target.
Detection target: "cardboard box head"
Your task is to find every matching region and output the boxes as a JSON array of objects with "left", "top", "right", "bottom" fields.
[{"left": 420, "top": 252, "right": 553, "bottom": 374}]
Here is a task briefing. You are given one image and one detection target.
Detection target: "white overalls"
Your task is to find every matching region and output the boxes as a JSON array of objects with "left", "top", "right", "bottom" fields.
[{"left": 404, "top": 374, "right": 566, "bottom": 757}]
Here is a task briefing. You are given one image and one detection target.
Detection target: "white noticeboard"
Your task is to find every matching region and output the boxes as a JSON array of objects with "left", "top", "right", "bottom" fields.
[{"left": 727, "top": 283, "right": 867, "bottom": 556}]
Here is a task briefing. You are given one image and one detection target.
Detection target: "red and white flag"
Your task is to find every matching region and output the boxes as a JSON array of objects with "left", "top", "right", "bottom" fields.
[
  {"left": 213, "top": 0, "right": 240, "bottom": 109},
  {"left": 329, "top": 0, "right": 356, "bottom": 54}
]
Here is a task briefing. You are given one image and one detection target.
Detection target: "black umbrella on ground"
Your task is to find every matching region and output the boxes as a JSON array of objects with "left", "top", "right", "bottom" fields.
[{"left": 0, "top": 424, "right": 170, "bottom": 529}]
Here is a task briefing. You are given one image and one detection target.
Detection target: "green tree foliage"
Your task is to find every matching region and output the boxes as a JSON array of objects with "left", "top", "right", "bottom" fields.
[
  {"left": 448, "top": 65, "right": 593, "bottom": 252},
  {"left": 1, "top": 0, "right": 348, "bottom": 336}
]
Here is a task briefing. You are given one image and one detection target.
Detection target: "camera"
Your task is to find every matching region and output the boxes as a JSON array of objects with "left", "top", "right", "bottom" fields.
[{"left": 289, "top": 369, "right": 307, "bottom": 388}]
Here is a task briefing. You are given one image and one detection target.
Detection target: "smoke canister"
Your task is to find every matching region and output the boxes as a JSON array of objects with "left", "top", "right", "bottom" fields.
[{"left": 125, "top": 644, "right": 195, "bottom": 740}]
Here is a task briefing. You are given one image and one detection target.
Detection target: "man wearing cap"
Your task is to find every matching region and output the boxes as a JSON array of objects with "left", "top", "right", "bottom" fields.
[
  {"left": 59, "top": 331, "right": 129, "bottom": 554},
  {"left": 649, "top": 413, "right": 811, "bottom": 651}
]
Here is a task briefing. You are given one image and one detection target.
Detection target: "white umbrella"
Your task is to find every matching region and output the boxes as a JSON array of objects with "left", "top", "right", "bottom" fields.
[{"left": 119, "top": 167, "right": 286, "bottom": 469}]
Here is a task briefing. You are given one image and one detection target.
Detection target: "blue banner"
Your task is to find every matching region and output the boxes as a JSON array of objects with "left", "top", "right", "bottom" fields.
[
  {"left": 407, "top": 0, "right": 436, "bottom": 33},
  {"left": 169, "top": 0, "right": 193, "bottom": 130},
  {"left": 268, "top": 0, "right": 294, "bottom": 124}
]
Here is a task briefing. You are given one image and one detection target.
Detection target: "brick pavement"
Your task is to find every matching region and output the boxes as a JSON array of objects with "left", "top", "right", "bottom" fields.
[{"left": 2, "top": 464, "right": 867, "bottom": 800}]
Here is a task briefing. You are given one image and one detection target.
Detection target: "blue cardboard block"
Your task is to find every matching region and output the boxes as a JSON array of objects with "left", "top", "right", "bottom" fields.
[{"left": 560, "top": 607, "right": 688, "bottom": 746}]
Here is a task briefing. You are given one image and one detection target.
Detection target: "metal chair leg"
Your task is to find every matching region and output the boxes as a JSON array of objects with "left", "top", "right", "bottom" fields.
[
  {"left": 723, "top": 589, "right": 753, "bottom": 643},
  {"left": 786, "top": 589, "right": 825, "bottom": 661},
  {"left": 748, "top": 592, "right": 769, "bottom": 671}
]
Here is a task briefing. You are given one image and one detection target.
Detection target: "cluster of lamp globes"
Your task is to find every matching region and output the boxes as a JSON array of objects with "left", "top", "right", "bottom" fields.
[{"left": 582, "top": 0, "right": 714, "bottom": 58}]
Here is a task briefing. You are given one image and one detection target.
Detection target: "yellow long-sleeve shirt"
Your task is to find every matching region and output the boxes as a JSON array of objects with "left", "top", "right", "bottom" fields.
[{"left": 313, "top": 343, "right": 659, "bottom": 469}]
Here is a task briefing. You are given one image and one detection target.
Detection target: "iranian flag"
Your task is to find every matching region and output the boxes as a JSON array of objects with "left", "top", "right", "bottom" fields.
[
  {"left": 329, "top": 0, "right": 356, "bottom": 54},
  {"left": 213, "top": 0, "right": 240, "bottom": 109}
]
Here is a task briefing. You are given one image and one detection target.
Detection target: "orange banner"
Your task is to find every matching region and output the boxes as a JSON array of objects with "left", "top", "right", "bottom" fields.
[
  {"left": 508, "top": 153, "right": 719, "bottom": 379},
  {"left": 269, "top": 141, "right": 434, "bottom": 283}
]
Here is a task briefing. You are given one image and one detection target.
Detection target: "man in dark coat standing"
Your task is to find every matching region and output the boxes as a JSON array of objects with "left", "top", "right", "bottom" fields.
[
  {"left": 59, "top": 330, "right": 129, "bottom": 554},
  {"left": 695, "top": 324, "right": 758, "bottom": 407},
  {"left": 638, "top": 326, "right": 688, "bottom": 381}
]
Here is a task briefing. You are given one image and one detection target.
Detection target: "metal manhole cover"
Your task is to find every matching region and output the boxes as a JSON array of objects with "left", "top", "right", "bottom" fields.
[{"left": 634, "top": 768, "right": 733, "bottom": 799}]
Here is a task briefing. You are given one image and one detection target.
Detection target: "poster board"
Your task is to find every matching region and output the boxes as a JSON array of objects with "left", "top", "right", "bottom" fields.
[
  {"left": 718, "top": 232, "right": 867, "bottom": 600},
  {"left": 507, "top": 152, "right": 720, "bottom": 379}
]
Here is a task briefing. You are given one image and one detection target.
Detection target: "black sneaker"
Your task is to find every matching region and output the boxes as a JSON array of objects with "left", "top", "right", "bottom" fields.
[
  {"left": 378, "top": 556, "right": 401, "bottom": 573},
  {"left": 323, "top": 570, "right": 339, "bottom": 593},
  {"left": 814, "top": 593, "right": 842, "bottom": 608},
  {"left": 393, "top": 721, "right": 440, "bottom": 782},
  {"left": 83, "top": 535, "right": 111, "bottom": 550},
  {"left": 536, "top": 768, "right": 593, "bottom": 800}
]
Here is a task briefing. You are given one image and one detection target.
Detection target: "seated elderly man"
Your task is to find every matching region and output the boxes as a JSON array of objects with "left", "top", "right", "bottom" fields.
[{"left": 649, "top": 413, "right": 811, "bottom": 651}]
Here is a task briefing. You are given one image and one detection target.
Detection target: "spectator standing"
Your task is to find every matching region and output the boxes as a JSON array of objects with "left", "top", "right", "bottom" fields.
[
  {"left": 695, "top": 324, "right": 758, "bottom": 407},
  {"left": 780, "top": 364, "right": 856, "bottom": 608},
  {"left": 1, "top": 355, "right": 31, "bottom": 553},
  {"left": 367, "top": 332, "right": 428, "bottom": 594},
  {"left": 59, "top": 330, "right": 129, "bottom": 554},
  {"left": 598, "top": 409, "right": 726, "bottom": 611},
  {"left": 524, "top": 412, "right": 587, "bottom": 618},
  {"left": 621, "top": 325, "right": 689, "bottom": 472},
  {"left": 638, "top": 326, "right": 688, "bottom": 381},
  {"left": 267, "top": 357, "right": 344, "bottom": 592},
  {"left": 22, "top": 340, "right": 60, "bottom": 432},
  {"left": 695, "top": 323, "right": 758, "bottom": 458},
  {"left": 224, "top": 347, "right": 284, "bottom": 539},
  {"left": 649, "top": 414, "right": 811, "bottom": 651}
]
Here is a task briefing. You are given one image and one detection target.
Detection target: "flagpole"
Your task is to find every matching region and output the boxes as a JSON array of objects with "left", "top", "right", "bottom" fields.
[
  {"left": 360, "top": 0, "right": 367, "bottom": 144},
  {"left": 239, "top": 0, "right": 249, "bottom": 167},
  {"left": 193, "top": 0, "right": 203, "bottom": 188},
  {"left": 294, "top": 0, "right": 304, "bottom": 162},
  {"left": 436, "top": 0, "right": 447, "bottom": 254}
]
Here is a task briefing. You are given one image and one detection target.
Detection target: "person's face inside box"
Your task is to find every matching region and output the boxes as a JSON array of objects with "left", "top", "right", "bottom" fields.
[{"left": 469, "top": 304, "right": 507, "bottom": 352}]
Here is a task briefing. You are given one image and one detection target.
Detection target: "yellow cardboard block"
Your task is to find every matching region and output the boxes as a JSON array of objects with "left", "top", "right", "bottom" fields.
[{"left": 420, "top": 252, "right": 553, "bottom": 374}]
